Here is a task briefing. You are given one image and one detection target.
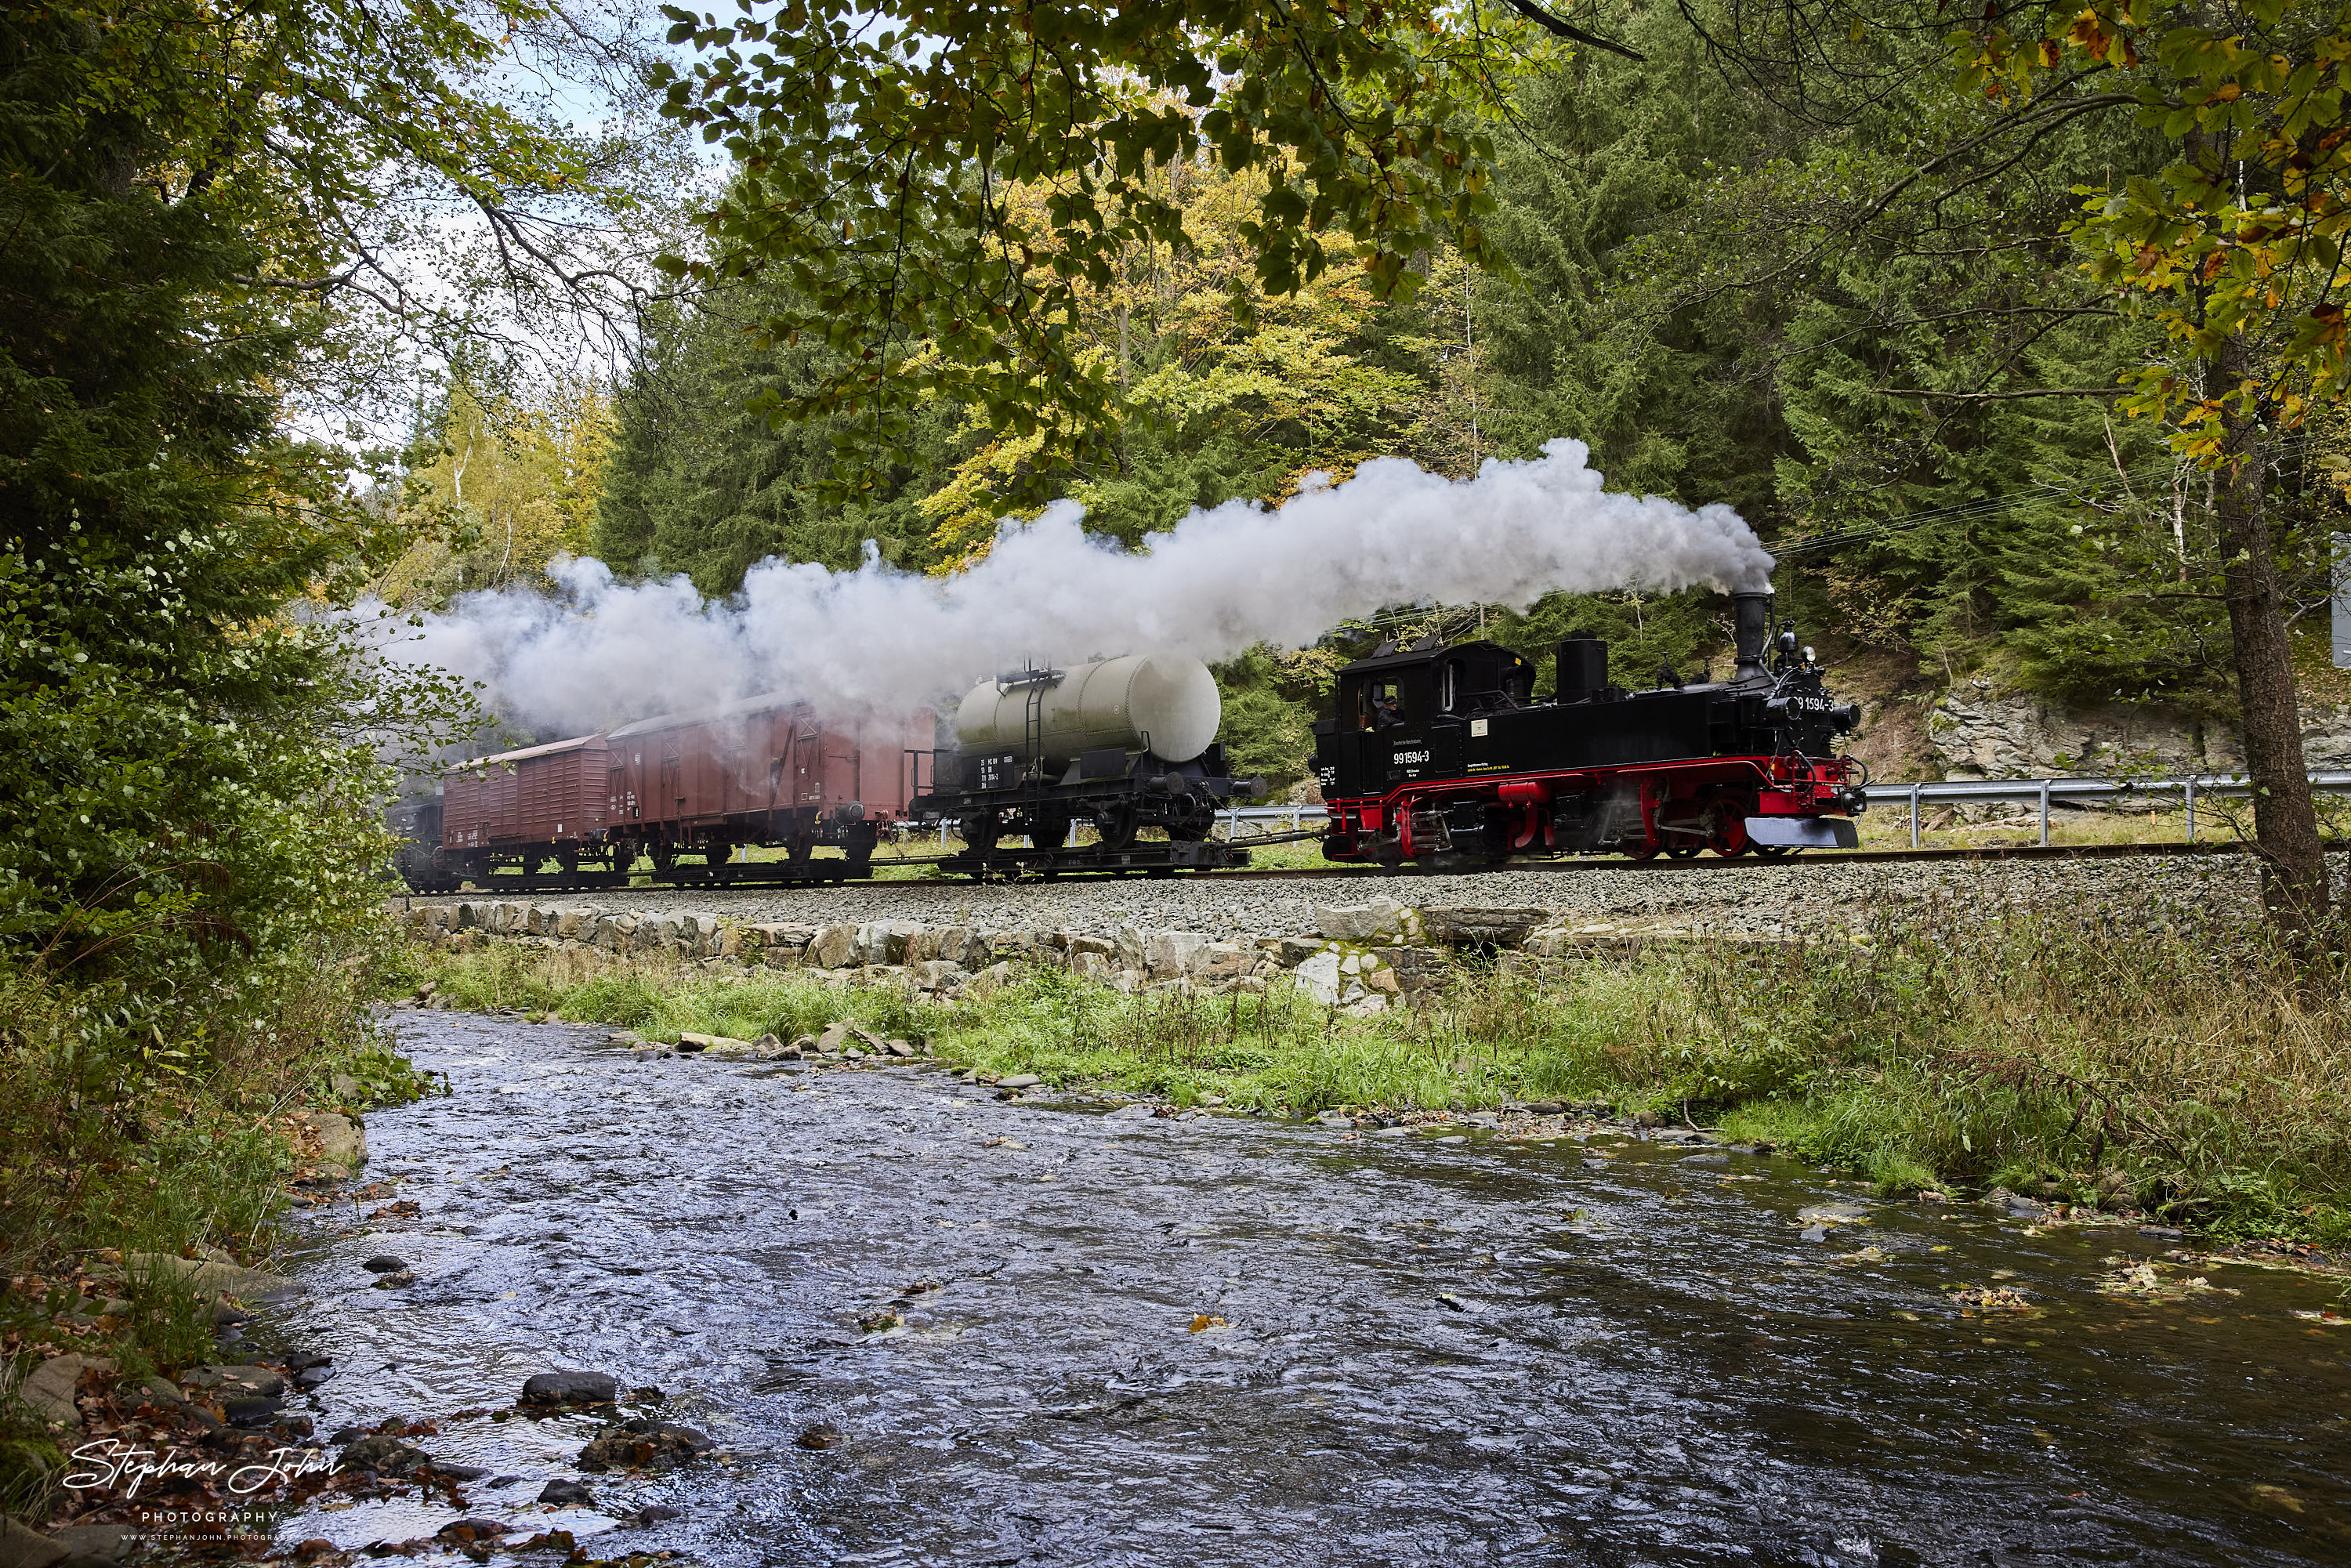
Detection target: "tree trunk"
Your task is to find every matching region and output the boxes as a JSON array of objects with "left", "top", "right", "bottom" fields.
[{"left": 2211, "top": 332, "right": 2331, "bottom": 937}]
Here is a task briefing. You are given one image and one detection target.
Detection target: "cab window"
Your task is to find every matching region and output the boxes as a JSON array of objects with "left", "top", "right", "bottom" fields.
[{"left": 1357, "top": 678, "right": 1405, "bottom": 730}]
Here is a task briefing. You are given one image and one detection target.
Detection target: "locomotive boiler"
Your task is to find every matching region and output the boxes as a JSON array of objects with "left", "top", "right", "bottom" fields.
[
  {"left": 1313, "top": 588, "right": 1865, "bottom": 868},
  {"left": 911, "top": 654, "right": 1262, "bottom": 877}
]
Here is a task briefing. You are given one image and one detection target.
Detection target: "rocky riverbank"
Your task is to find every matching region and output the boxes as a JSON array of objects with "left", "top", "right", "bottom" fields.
[
  {"left": 397, "top": 890, "right": 1816, "bottom": 1016},
  {"left": 393, "top": 851, "right": 2263, "bottom": 1016},
  {"left": 39, "top": 1008, "right": 2351, "bottom": 1566}
]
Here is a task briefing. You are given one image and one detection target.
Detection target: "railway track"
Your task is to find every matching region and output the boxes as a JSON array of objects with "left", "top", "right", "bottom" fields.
[{"left": 403, "top": 837, "right": 2262, "bottom": 900}]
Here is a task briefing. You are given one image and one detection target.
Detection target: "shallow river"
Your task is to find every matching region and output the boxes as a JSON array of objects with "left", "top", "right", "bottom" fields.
[{"left": 263, "top": 1013, "right": 2351, "bottom": 1566}]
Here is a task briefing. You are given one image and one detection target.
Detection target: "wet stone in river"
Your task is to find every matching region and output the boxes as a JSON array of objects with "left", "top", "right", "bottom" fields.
[{"left": 520, "top": 1369, "right": 620, "bottom": 1405}]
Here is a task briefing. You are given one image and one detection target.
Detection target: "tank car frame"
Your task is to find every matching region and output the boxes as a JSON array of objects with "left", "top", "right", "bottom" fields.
[{"left": 909, "top": 664, "right": 1263, "bottom": 879}]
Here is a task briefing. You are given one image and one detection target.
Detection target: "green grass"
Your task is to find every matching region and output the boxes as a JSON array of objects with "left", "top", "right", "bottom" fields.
[
  {"left": 2, "top": 942, "right": 436, "bottom": 1523},
  {"left": 420, "top": 907, "right": 2351, "bottom": 1244}
]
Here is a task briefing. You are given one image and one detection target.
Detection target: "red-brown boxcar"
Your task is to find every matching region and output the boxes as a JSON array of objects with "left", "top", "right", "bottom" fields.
[
  {"left": 433, "top": 697, "right": 931, "bottom": 882},
  {"left": 441, "top": 734, "right": 610, "bottom": 871},
  {"left": 603, "top": 697, "right": 932, "bottom": 871}
]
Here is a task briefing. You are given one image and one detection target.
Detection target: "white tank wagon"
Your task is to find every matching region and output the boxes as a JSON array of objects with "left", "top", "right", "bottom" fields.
[
  {"left": 951, "top": 654, "right": 1222, "bottom": 768},
  {"left": 913, "top": 655, "right": 1263, "bottom": 878}
]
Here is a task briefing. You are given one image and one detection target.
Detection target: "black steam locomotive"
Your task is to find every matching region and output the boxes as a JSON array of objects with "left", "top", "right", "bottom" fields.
[{"left": 1313, "top": 588, "right": 1865, "bottom": 868}]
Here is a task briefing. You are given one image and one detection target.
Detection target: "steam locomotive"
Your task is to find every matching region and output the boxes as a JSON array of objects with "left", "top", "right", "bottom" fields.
[{"left": 1312, "top": 588, "right": 1865, "bottom": 868}]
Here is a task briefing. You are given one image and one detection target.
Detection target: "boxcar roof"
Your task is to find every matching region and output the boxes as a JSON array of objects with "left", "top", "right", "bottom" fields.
[
  {"left": 452, "top": 733, "right": 607, "bottom": 768},
  {"left": 604, "top": 690, "right": 810, "bottom": 741}
]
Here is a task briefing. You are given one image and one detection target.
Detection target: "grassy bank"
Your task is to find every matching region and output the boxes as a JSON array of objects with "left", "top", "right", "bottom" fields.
[
  {"left": 420, "top": 910, "right": 2351, "bottom": 1245},
  {"left": 0, "top": 949, "right": 430, "bottom": 1519}
]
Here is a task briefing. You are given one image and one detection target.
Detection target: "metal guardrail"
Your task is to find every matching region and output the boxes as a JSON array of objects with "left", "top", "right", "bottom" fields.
[
  {"left": 1215, "top": 773, "right": 2351, "bottom": 849},
  {"left": 1863, "top": 771, "right": 2351, "bottom": 848}
]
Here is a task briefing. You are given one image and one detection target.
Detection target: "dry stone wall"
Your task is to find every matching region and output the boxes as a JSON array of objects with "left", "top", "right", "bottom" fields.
[{"left": 400, "top": 896, "right": 1721, "bottom": 1015}]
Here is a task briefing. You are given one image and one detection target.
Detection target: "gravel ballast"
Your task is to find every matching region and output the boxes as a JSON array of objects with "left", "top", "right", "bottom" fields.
[{"left": 393, "top": 853, "right": 2288, "bottom": 943}]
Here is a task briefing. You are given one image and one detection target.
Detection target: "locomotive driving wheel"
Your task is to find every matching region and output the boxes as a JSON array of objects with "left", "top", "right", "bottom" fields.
[
  {"left": 1705, "top": 795, "right": 1753, "bottom": 858},
  {"left": 1654, "top": 800, "right": 1707, "bottom": 860}
]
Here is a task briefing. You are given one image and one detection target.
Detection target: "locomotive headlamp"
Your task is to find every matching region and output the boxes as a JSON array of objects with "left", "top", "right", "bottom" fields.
[{"left": 1802, "top": 646, "right": 1816, "bottom": 664}]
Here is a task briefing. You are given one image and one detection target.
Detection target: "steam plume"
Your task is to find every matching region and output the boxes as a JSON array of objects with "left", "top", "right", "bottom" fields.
[{"left": 382, "top": 439, "right": 1773, "bottom": 737}]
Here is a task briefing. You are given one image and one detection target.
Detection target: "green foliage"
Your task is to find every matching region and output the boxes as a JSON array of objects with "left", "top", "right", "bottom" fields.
[
  {"left": 0, "top": 5, "right": 476, "bottom": 1421},
  {"left": 1956, "top": 2, "right": 2351, "bottom": 451},
  {"left": 1211, "top": 645, "right": 1340, "bottom": 790},
  {"left": 594, "top": 294, "right": 956, "bottom": 589},
  {"left": 651, "top": 0, "right": 1545, "bottom": 494},
  {"left": 382, "top": 378, "right": 617, "bottom": 608},
  {"left": 0, "top": 9, "right": 429, "bottom": 1024}
]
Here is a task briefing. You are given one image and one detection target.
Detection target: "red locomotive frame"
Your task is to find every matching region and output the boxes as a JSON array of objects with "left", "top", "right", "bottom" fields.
[{"left": 1325, "top": 751, "right": 1860, "bottom": 864}]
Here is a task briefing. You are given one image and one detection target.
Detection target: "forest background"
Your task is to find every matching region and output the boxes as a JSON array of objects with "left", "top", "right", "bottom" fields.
[{"left": 397, "top": 3, "right": 2351, "bottom": 794}]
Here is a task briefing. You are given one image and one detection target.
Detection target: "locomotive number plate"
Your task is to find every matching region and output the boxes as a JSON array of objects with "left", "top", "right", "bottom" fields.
[{"left": 1391, "top": 750, "right": 1431, "bottom": 766}]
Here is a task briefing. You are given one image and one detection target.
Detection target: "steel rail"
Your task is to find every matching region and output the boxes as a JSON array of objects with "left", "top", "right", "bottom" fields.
[
  {"left": 408, "top": 835, "right": 2284, "bottom": 900},
  {"left": 402, "top": 771, "right": 2346, "bottom": 896}
]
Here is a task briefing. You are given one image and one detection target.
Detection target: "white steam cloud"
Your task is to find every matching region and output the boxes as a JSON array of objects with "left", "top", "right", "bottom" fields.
[{"left": 381, "top": 438, "right": 1773, "bottom": 737}]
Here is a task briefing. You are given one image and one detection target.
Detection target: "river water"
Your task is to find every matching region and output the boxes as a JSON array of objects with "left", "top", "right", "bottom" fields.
[{"left": 262, "top": 1013, "right": 2351, "bottom": 1566}]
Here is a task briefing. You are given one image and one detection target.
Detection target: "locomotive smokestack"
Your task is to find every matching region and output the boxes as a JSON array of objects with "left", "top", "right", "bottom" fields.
[{"left": 1731, "top": 588, "right": 1773, "bottom": 683}]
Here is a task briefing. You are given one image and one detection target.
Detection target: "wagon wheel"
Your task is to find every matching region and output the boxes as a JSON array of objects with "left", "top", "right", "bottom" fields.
[
  {"left": 557, "top": 848, "right": 581, "bottom": 875},
  {"left": 649, "top": 840, "right": 676, "bottom": 874},
  {"left": 1092, "top": 802, "right": 1139, "bottom": 851}
]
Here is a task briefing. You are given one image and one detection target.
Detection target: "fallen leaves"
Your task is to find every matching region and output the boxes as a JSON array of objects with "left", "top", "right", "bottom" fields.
[
  {"left": 1188, "top": 1314, "right": 1227, "bottom": 1332},
  {"left": 2096, "top": 1259, "right": 2238, "bottom": 1301},
  {"left": 1948, "top": 1285, "right": 2039, "bottom": 1315}
]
